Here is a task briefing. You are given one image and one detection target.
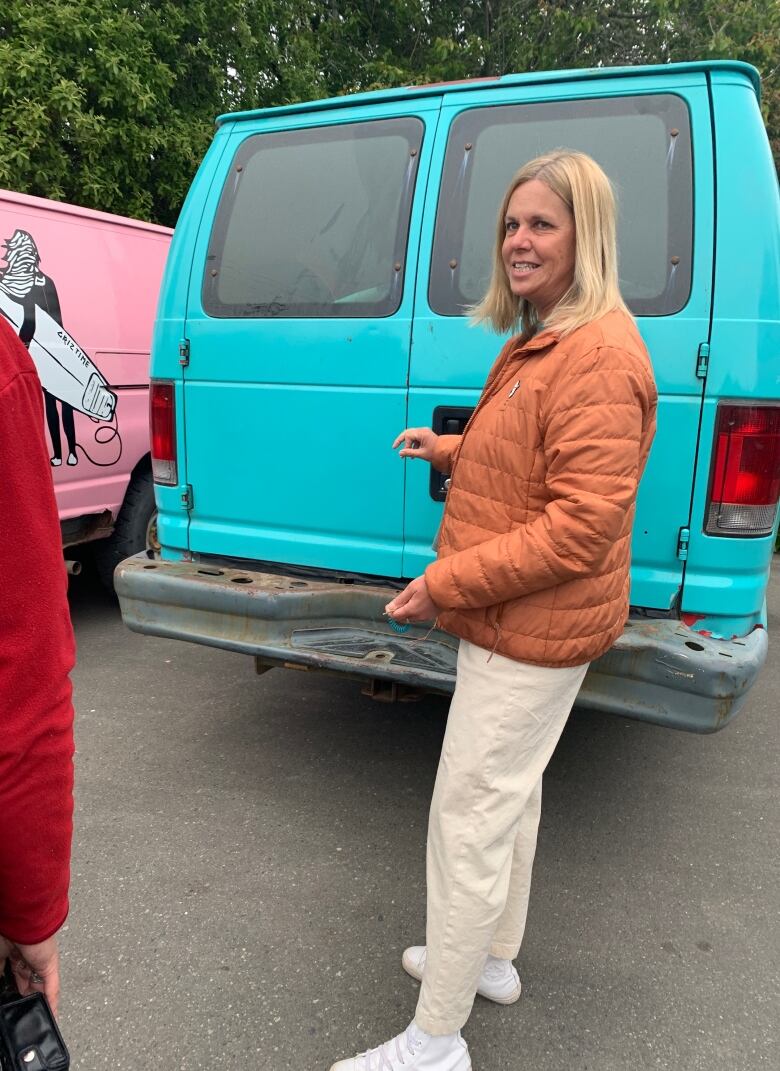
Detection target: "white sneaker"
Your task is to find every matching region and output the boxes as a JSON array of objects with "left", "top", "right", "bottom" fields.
[
  {"left": 50, "top": 457, "right": 62, "bottom": 467},
  {"left": 329, "top": 1021, "right": 471, "bottom": 1071},
  {"left": 66, "top": 452, "right": 78, "bottom": 466},
  {"left": 402, "top": 946, "right": 521, "bottom": 1005}
]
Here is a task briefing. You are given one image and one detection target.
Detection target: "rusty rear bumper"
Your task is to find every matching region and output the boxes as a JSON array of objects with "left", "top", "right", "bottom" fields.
[{"left": 115, "top": 554, "right": 768, "bottom": 733}]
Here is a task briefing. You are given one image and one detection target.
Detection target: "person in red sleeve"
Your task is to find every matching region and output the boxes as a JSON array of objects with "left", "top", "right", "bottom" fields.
[{"left": 0, "top": 314, "right": 75, "bottom": 1016}]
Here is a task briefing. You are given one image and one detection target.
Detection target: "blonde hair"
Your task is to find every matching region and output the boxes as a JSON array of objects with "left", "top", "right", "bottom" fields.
[{"left": 471, "top": 149, "right": 629, "bottom": 337}]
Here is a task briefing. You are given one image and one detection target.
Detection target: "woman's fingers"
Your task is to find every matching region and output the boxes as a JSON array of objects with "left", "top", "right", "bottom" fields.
[
  {"left": 392, "top": 427, "right": 427, "bottom": 451},
  {"left": 385, "top": 580, "right": 415, "bottom": 616},
  {"left": 393, "top": 434, "right": 417, "bottom": 451},
  {"left": 393, "top": 427, "right": 439, "bottom": 462},
  {"left": 385, "top": 593, "right": 409, "bottom": 616},
  {"left": 384, "top": 577, "right": 438, "bottom": 623}
]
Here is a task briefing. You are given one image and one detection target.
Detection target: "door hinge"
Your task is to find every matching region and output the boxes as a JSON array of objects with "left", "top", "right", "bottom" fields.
[
  {"left": 179, "top": 338, "right": 190, "bottom": 367},
  {"left": 677, "top": 526, "right": 690, "bottom": 561},
  {"left": 695, "top": 342, "right": 709, "bottom": 379},
  {"left": 180, "top": 484, "right": 193, "bottom": 510}
]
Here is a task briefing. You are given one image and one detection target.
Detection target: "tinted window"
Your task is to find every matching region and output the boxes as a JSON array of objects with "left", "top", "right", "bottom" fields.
[
  {"left": 429, "top": 95, "right": 692, "bottom": 317},
  {"left": 204, "top": 118, "right": 423, "bottom": 318}
]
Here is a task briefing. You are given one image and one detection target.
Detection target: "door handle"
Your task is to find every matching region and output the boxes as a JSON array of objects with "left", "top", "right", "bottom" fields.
[{"left": 429, "top": 405, "right": 474, "bottom": 501}]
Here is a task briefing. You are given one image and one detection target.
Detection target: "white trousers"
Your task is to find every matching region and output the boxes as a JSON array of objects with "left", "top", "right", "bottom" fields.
[{"left": 415, "top": 640, "right": 589, "bottom": 1034}]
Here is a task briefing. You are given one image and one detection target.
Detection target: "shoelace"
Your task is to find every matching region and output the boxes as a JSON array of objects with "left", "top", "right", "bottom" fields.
[{"left": 360, "top": 1025, "right": 421, "bottom": 1070}]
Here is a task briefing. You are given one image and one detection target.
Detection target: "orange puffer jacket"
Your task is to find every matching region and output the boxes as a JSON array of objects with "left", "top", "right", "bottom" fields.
[{"left": 425, "top": 309, "right": 657, "bottom": 668}]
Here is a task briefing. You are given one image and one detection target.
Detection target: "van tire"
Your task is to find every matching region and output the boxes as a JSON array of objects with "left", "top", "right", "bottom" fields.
[{"left": 95, "top": 469, "right": 157, "bottom": 591}]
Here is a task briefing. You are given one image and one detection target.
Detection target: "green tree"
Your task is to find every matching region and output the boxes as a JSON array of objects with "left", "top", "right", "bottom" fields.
[
  {"left": 663, "top": 0, "right": 779, "bottom": 161},
  {"left": 292, "top": 2, "right": 778, "bottom": 161},
  {"left": 0, "top": 0, "right": 324, "bottom": 225}
]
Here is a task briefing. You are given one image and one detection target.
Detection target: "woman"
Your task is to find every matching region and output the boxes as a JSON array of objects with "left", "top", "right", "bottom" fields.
[{"left": 331, "top": 150, "right": 657, "bottom": 1071}]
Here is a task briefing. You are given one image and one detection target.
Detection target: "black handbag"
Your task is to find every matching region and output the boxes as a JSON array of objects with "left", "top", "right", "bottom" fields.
[{"left": 0, "top": 963, "right": 69, "bottom": 1071}]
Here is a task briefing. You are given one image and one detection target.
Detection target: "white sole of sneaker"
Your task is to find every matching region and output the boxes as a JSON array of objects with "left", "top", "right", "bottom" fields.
[
  {"left": 329, "top": 1054, "right": 472, "bottom": 1071},
  {"left": 401, "top": 949, "right": 521, "bottom": 1006}
]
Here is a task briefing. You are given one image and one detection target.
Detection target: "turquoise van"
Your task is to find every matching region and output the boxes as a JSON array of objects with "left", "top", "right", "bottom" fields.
[{"left": 116, "top": 60, "right": 780, "bottom": 732}]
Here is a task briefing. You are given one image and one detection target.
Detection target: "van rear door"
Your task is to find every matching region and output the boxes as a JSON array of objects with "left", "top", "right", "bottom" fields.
[
  {"left": 404, "top": 73, "right": 714, "bottom": 614},
  {"left": 181, "top": 101, "right": 440, "bottom": 577}
]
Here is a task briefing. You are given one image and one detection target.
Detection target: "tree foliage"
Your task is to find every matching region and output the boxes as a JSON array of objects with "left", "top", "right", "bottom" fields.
[
  {"left": 0, "top": 1, "right": 776, "bottom": 226},
  {"left": 0, "top": 0, "right": 325, "bottom": 222}
]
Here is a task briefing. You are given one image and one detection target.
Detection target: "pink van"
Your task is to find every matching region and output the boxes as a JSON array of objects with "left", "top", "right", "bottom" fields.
[{"left": 0, "top": 190, "right": 172, "bottom": 585}]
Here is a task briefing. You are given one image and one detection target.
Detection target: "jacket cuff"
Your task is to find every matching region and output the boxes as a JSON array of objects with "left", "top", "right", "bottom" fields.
[
  {"left": 425, "top": 557, "right": 458, "bottom": 610},
  {"left": 0, "top": 901, "right": 69, "bottom": 947},
  {"left": 430, "top": 434, "right": 461, "bottom": 475}
]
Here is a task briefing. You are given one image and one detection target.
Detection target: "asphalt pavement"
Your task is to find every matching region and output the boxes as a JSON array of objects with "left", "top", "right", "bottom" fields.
[{"left": 59, "top": 562, "right": 780, "bottom": 1070}]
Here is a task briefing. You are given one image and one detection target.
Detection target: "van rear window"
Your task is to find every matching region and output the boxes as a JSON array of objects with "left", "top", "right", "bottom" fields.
[
  {"left": 429, "top": 94, "right": 693, "bottom": 317},
  {"left": 203, "top": 118, "right": 423, "bottom": 319}
]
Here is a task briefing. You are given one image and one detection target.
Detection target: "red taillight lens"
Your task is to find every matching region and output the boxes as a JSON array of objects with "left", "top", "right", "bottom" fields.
[
  {"left": 706, "top": 404, "right": 780, "bottom": 535},
  {"left": 150, "top": 380, "right": 177, "bottom": 486}
]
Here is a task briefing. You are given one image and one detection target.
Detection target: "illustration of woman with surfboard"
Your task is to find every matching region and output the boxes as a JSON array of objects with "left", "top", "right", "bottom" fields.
[{"left": 0, "top": 228, "right": 117, "bottom": 467}]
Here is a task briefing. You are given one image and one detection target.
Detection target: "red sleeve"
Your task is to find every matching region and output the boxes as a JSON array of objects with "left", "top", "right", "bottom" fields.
[{"left": 0, "top": 318, "right": 75, "bottom": 944}]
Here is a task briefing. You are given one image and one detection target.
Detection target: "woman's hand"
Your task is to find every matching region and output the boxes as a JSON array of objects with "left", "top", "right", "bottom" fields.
[
  {"left": 392, "top": 426, "right": 439, "bottom": 462},
  {"left": 385, "top": 575, "right": 440, "bottom": 624},
  {"left": 0, "top": 933, "right": 60, "bottom": 1015}
]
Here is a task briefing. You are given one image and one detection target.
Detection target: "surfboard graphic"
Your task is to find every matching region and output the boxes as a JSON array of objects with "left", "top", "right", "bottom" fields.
[{"left": 0, "top": 287, "right": 116, "bottom": 420}]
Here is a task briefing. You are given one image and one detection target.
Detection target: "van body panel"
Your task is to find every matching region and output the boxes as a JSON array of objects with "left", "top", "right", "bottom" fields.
[
  {"left": 156, "top": 124, "right": 237, "bottom": 332},
  {"left": 180, "top": 100, "right": 442, "bottom": 577},
  {"left": 681, "top": 75, "right": 780, "bottom": 633},
  {"left": 705, "top": 78, "right": 779, "bottom": 324},
  {"left": 151, "top": 124, "right": 249, "bottom": 556},
  {"left": 53, "top": 386, "right": 146, "bottom": 519},
  {"left": 217, "top": 60, "right": 759, "bottom": 126},
  {"left": 0, "top": 190, "right": 171, "bottom": 555},
  {"left": 403, "top": 78, "right": 715, "bottom": 610}
]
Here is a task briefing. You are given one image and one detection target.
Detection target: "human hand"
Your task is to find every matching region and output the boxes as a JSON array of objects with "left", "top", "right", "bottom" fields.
[
  {"left": 385, "top": 575, "right": 440, "bottom": 624},
  {"left": 0, "top": 934, "right": 60, "bottom": 1016},
  {"left": 392, "top": 426, "right": 439, "bottom": 462}
]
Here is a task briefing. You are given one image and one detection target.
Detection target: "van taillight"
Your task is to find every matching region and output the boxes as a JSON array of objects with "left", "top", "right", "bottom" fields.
[
  {"left": 150, "top": 380, "right": 177, "bottom": 486},
  {"left": 706, "top": 404, "right": 780, "bottom": 536}
]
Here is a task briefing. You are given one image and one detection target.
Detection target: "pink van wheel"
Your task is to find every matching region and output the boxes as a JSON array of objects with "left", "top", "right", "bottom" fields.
[{"left": 95, "top": 468, "right": 157, "bottom": 590}]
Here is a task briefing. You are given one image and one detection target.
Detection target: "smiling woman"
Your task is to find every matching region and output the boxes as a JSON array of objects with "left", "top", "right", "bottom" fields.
[
  {"left": 501, "top": 179, "right": 576, "bottom": 319},
  {"left": 472, "top": 150, "right": 630, "bottom": 337}
]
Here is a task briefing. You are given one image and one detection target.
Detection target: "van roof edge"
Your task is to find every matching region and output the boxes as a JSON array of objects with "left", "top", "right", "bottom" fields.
[
  {"left": 0, "top": 188, "right": 174, "bottom": 235},
  {"left": 215, "top": 60, "right": 760, "bottom": 128}
]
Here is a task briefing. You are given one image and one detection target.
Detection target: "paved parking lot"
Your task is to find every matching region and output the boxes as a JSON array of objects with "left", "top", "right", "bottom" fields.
[{"left": 60, "top": 564, "right": 780, "bottom": 1070}]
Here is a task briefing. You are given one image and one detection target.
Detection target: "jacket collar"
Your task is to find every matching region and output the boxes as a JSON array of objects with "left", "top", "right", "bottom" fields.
[{"left": 508, "top": 326, "right": 560, "bottom": 358}]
